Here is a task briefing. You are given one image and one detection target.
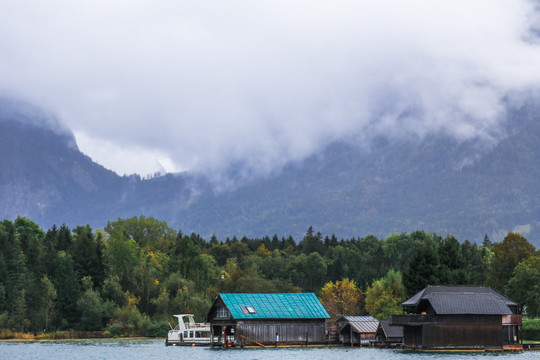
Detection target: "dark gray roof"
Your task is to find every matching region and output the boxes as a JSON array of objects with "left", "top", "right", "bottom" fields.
[
  {"left": 428, "top": 292, "right": 512, "bottom": 315},
  {"left": 379, "top": 320, "right": 403, "bottom": 338},
  {"left": 401, "top": 288, "right": 426, "bottom": 307},
  {"left": 338, "top": 316, "right": 379, "bottom": 334},
  {"left": 402, "top": 286, "right": 517, "bottom": 315}
]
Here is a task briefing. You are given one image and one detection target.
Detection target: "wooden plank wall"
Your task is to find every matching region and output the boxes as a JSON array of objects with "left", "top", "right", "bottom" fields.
[
  {"left": 423, "top": 323, "right": 501, "bottom": 348},
  {"left": 403, "top": 315, "right": 504, "bottom": 349},
  {"left": 237, "top": 320, "right": 326, "bottom": 345}
]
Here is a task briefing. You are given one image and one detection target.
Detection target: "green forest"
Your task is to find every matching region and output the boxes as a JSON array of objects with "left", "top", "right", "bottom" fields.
[{"left": 0, "top": 216, "right": 539, "bottom": 338}]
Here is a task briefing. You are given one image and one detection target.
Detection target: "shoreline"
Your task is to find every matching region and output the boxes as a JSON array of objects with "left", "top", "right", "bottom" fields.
[{"left": 0, "top": 334, "right": 155, "bottom": 342}]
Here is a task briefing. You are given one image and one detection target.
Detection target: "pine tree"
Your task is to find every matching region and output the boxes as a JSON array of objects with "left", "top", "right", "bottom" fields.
[
  {"left": 9, "top": 288, "right": 28, "bottom": 332},
  {"left": 298, "top": 226, "right": 324, "bottom": 255},
  {"left": 438, "top": 235, "right": 469, "bottom": 285},
  {"left": 482, "top": 233, "right": 492, "bottom": 248},
  {"left": 71, "top": 225, "right": 105, "bottom": 288},
  {"left": 52, "top": 251, "right": 80, "bottom": 328},
  {"left": 57, "top": 224, "right": 73, "bottom": 252},
  {"left": 403, "top": 241, "right": 440, "bottom": 295},
  {"left": 43, "top": 225, "right": 58, "bottom": 276}
]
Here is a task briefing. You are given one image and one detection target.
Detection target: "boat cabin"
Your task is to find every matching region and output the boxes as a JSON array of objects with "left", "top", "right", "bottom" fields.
[{"left": 166, "top": 314, "right": 211, "bottom": 346}]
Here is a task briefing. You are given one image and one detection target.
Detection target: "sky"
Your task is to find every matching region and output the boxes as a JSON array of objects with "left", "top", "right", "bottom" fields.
[{"left": 1, "top": 1, "right": 540, "bottom": 178}]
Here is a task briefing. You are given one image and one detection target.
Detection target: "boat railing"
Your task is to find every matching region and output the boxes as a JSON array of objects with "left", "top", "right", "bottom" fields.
[{"left": 185, "top": 322, "right": 209, "bottom": 329}]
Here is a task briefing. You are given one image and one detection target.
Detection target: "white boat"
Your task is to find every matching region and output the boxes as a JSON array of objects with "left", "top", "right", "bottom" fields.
[{"left": 166, "top": 314, "right": 211, "bottom": 346}]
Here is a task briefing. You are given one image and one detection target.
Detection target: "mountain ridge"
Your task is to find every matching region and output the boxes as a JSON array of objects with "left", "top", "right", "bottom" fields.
[{"left": 1, "top": 97, "right": 539, "bottom": 246}]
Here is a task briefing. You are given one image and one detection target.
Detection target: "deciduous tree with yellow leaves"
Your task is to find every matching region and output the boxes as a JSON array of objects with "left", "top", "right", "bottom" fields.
[{"left": 319, "top": 278, "right": 362, "bottom": 318}]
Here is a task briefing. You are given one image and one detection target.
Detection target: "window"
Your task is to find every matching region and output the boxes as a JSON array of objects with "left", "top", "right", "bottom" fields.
[
  {"left": 241, "top": 305, "right": 257, "bottom": 314},
  {"left": 217, "top": 306, "right": 229, "bottom": 318}
]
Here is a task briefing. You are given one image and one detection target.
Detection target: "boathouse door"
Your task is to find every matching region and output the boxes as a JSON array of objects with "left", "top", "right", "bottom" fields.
[
  {"left": 502, "top": 325, "right": 519, "bottom": 345},
  {"left": 413, "top": 326, "right": 422, "bottom": 348}
]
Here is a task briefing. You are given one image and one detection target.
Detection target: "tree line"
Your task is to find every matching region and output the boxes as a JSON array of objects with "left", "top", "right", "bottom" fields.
[{"left": 0, "top": 216, "right": 538, "bottom": 337}]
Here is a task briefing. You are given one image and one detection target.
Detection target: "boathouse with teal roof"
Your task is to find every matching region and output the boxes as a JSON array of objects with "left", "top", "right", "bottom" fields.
[{"left": 205, "top": 293, "right": 330, "bottom": 347}]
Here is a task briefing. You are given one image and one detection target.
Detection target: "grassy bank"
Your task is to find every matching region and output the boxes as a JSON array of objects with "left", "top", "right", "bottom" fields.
[
  {"left": 0, "top": 330, "right": 155, "bottom": 341},
  {"left": 0, "top": 320, "right": 168, "bottom": 341},
  {"left": 0, "top": 330, "right": 107, "bottom": 340}
]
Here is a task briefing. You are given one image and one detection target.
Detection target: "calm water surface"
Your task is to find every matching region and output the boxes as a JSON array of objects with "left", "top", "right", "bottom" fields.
[{"left": 0, "top": 339, "right": 536, "bottom": 360}]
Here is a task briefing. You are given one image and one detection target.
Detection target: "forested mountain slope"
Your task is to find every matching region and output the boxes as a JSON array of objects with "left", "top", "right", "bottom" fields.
[
  {"left": 171, "top": 127, "right": 540, "bottom": 245},
  {"left": 154, "top": 102, "right": 540, "bottom": 245},
  {"left": 1, "top": 97, "right": 539, "bottom": 246},
  {"left": 0, "top": 98, "right": 195, "bottom": 228},
  {"left": 0, "top": 100, "right": 121, "bottom": 224}
]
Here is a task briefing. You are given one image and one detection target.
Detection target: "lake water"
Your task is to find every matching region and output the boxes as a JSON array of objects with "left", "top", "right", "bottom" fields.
[{"left": 0, "top": 339, "right": 537, "bottom": 360}]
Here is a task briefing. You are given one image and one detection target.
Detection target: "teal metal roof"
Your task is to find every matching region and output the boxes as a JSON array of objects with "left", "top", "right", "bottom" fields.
[{"left": 219, "top": 293, "right": 330, "bottom": 320}]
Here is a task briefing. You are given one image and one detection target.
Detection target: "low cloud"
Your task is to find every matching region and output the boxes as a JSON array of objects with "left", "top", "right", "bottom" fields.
[{"left": 1, "top": 1, "right": 540, "bottom": 178}]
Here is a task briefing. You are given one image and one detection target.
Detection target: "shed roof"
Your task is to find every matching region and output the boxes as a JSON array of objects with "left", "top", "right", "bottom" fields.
[
  {"left": 338, "top": 316, "right": 379, "bottom": 333},
  {"left": 339, "top": 315, "right": 378, "bottom": 322},
  {"left": 402, "top": 286, "right": 517, "bottom": 315},
  {"left": 218, "top": 293, "right": 330, "bottom": 320},
  {"left": 378, "top": 320, "right": 403, "bottom": 339}
]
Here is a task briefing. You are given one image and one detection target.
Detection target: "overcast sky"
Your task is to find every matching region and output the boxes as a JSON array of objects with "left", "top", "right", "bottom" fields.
[{"left": 1, "top": 1, "right": 540, "bottom": 178}]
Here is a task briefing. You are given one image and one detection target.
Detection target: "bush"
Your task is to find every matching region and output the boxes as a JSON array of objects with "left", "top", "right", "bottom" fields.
[
  {"left": 105, "top": 323, "right": 124, "bottom": 338},
  {"left": 143, "top": 321, "right": 168, "bottom": 337},
  {"left": 0, "top": 329, "right": 14, "bottom": 339},
  {"left": 522, "top": 318, "right": 540, "bottom": 341}
]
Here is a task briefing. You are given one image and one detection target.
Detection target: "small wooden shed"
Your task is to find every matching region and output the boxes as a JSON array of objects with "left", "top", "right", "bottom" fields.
[
  {"left": 390, "top": 286, "right": 522, "bottom": 351},
  {"left": 204, "top": 293, "right": 330, "bottom": 347},
  {"left": 336, "top": 316, "right": 379, "bottom": 346},
  {"left": 373, "top": 320, "right": 403, "bottom": 347}
]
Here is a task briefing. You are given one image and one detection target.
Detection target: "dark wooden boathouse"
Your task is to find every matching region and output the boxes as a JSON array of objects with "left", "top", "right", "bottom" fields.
[
  {"left": 373, "top": 320, "right": 403, "bottom": 348},
  {"left": 204, "top": 293, "right": 330, "bottom": 347},
  {"left": 336, "top": 316, "right": 379, "bottom": 346},
  {"left": 390, "top": 286, "right": 522, "bottom": 351}
]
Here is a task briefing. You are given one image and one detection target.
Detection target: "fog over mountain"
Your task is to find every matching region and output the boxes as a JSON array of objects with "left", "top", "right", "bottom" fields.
[
  {"left": 1, "top": 97, "right": 540, "bottom": 248},
  {"left": 2, "top": 1, "right": 540, "bottom": 181}
]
